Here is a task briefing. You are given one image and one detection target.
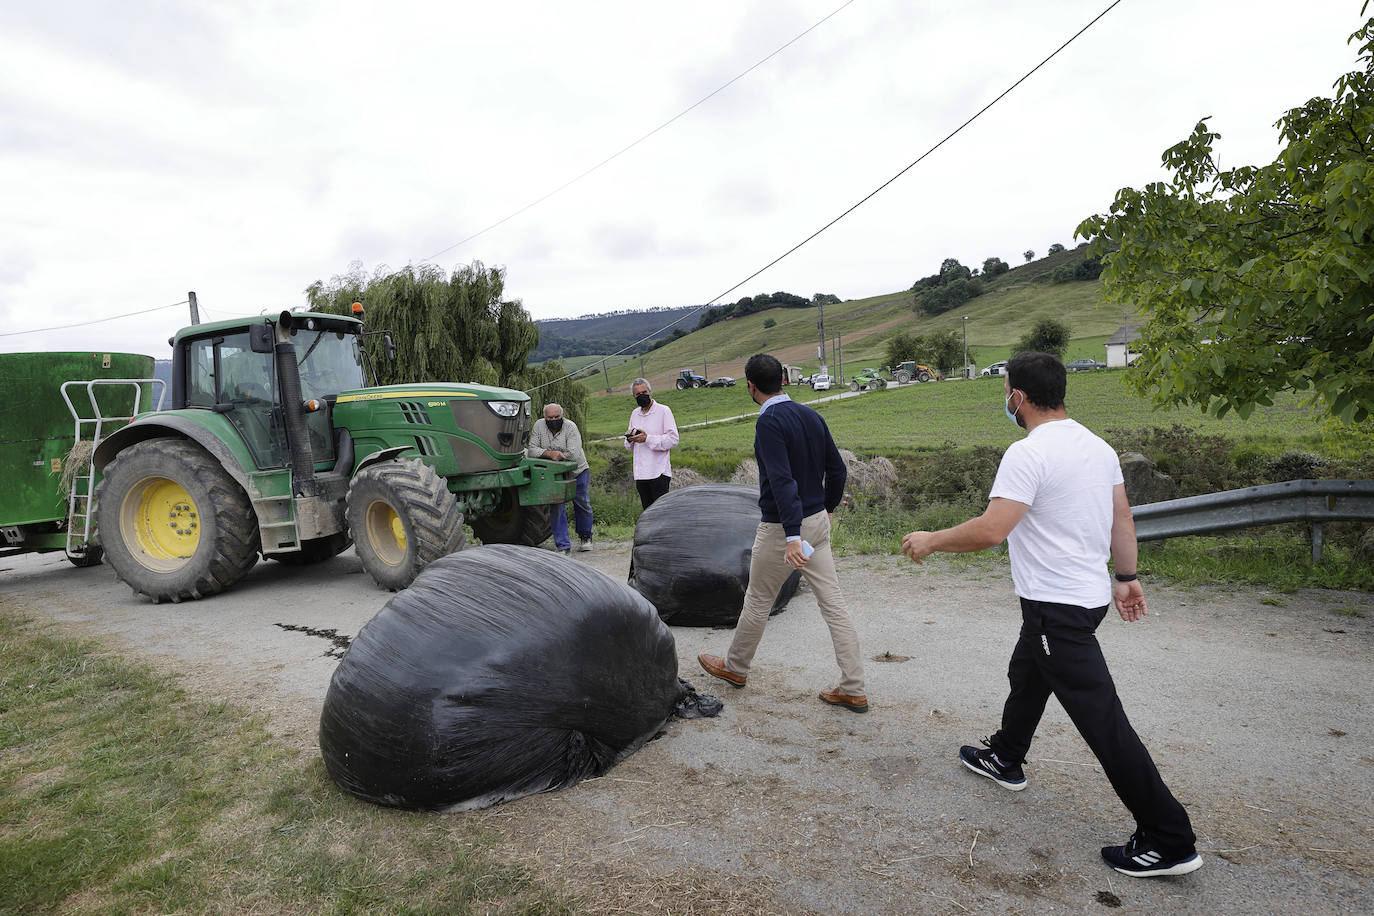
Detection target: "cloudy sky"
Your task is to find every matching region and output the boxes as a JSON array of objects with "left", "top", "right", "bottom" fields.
[{"left": 1, "top": 0, "right": 1364, "bottom": 357}]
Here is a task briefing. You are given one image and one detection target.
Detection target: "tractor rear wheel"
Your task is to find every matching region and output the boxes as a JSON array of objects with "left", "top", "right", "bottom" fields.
[
  {"left": 848, "top": 380, "right": 860, "bottom": 392},
  {"left": 470, "top": 488, "right": 553, "bottom": 547},
  {"left": 894, "top": 370, "right": 912, "bottom": 384},
  {"left": 96, "top": 439, "right": 260, "bottom": 602},
  {"left": 876, "top": 378, "right": 887, "bottom": 389},
  {"left": 346, "top": 458, "right": 464, "bottom": 591},
  {"left": 676, "top": 378, "right": 688, "bottom": 389}
]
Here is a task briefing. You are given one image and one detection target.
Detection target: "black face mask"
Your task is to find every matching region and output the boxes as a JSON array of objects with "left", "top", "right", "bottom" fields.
[
  {"left": 545, "top": 418, "right": 564, "bottom": 433},
  {"left": 635, "top": 393, "right": 652, "bottom": 408}
]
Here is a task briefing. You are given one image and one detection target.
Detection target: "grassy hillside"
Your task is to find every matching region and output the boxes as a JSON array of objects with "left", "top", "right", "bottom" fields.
[{"left": 572, "top": 249, "right": 1138, "bottom": 396}]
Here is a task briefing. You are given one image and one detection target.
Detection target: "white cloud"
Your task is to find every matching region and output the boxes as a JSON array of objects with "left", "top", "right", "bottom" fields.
[{"left": 0, "top": 0, "right": 1364, "bottom": 356}]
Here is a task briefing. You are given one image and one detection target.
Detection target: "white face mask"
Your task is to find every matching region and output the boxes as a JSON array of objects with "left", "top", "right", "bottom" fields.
[{"left": 1005, "top": 391, "right": 1024, "bottom": 427}]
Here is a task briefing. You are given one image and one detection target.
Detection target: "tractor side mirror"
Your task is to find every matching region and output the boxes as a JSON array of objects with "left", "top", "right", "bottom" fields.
[
  {"left": 249, "top": 324, "right": 274, "bottom": 353},
  {"left": 384, "top": 334, "right": 396, "bottom": 359}
]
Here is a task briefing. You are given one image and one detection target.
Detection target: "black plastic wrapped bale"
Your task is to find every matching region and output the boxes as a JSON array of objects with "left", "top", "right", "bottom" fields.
[
  {"left": 628, "top": 483, "right": 802, "bottom": 626},
  {"left": 319, "top": 544, "right": 680, "bottom": 811}
]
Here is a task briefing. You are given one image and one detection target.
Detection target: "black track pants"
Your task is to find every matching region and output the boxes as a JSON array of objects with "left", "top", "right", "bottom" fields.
[
  {"left": 988, "top": 597, "right": 1196, "bottom": 855},
  {"left": 635, "top": 474, "right": 671, "bottom": 509}
]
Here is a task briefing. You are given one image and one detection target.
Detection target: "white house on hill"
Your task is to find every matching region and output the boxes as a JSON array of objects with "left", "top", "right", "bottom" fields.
[{"left": 1105, "top": 324, "right": 1142, "bottom": 367}]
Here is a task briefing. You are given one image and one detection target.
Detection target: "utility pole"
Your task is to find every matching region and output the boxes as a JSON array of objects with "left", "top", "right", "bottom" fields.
[
  {"left": 961, "top": 316, "right": 969, "bottom": 379},
  {"left": 188, "top": 291, "right": 200, "bottom": 325},
  {"left": 835, "top": 335, "right": 842, "bottom": 380},
  {"left": 601, "top": 357, "right": 611, "bottom": 393},
  {"left": 816, "top": 302, "right": 827, "bottom": 373}
]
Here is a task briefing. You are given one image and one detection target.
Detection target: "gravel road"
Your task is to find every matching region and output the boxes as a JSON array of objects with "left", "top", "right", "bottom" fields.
[{"left": 3, "top": 542, "right": 1371, "bottom": 915}]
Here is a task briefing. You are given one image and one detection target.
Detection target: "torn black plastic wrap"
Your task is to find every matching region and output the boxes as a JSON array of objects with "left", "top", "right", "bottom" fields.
[
  {"left": 628, "top": 483, "right": 801, "bottom": 626},
  {"left": 319, "top": 544, "right": 681, "bottom": 811}
]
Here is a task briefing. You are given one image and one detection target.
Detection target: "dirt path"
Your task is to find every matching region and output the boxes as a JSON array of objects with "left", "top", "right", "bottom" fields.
[{"left": 3, "top": 544, "right": 1371, "bottom": 914}]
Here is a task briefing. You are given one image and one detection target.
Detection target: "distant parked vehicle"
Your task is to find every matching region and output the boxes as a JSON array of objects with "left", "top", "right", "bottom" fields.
[
  {"left": 980, "top": 361, "right": 1008, "bottom": 377},
  {"left": 811, "top": 374, "right": 832, "bottom": 391},
  {"left": 848, "top": 368, "right": 887, "bottom": 392},
  {"left": 1066, "top": 358, "right": 1106, "bottom": 372},
  {"left": 888, "top": 361, "right": 937, "bottom": 384},
  {"left": 707, "top": 376, "right": 736, "bottom": 387}
]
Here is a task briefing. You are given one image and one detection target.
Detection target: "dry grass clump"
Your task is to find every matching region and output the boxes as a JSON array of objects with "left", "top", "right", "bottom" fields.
[{"left": 668, "top": 468, "right": 711, "bottom": 490}]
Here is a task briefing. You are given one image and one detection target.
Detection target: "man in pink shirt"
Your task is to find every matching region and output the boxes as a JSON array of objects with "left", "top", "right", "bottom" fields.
[{"left": 625, "top": 377, "right": 679, "bottom": 509}]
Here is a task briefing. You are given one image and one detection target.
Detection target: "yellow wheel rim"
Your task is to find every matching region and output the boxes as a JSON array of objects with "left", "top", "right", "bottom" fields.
[
  {"left": 120, "top": 477, "right": 200, "bottom": 572},
  {"left": 364, "top": 499, "right": 407, "bottom": 567}
]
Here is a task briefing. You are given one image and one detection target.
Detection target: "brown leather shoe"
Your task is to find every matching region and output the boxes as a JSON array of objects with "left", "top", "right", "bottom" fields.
[
  {"left": 819, "top": 688, "right": 869, "bottom": 713},
  {"left": 698, "top": 653, "right": 746, "bottom": 688}
]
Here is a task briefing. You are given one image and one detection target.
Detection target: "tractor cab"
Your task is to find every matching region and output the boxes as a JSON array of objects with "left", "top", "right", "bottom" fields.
[{"left": 172, "top": 313, "right": 366, "bottom": 472}]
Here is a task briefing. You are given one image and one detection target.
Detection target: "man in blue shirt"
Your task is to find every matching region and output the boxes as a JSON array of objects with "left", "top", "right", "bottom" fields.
[{"left": 698, "top": 353, "right": 868, "bottom": 712}]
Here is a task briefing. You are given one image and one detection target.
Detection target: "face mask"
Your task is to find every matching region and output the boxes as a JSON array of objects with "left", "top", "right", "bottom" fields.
[
  {"left": 1005, "top": 391, "right": 1024, "bottom": 427},
  {"left": 635, "top": 393, "right": 652, "bottom": 408},
  {"left": 545, "top": 418, "right": 563, "bottom": 433}
]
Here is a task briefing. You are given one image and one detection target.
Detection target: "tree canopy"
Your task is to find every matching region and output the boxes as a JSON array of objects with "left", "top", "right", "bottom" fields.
[
  {"left": 1015, "top": 317, "right": 1071, "bottom": 360},
  {"left": 1079, "top": 14, "right": 1374, "bottom": 422},
  {"left": 305, "top": 260, "right": 586, "bottom": 424}
]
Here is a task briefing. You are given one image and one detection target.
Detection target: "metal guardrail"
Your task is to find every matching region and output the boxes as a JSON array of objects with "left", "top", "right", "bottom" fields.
[{"left": 1132, "top": 478, "right": 1374, "bottom": 562}]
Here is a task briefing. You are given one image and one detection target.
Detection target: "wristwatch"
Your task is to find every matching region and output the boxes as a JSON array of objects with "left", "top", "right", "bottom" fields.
[{"left": 1114, "top": 572, "right": 1138, "bottom": 582}]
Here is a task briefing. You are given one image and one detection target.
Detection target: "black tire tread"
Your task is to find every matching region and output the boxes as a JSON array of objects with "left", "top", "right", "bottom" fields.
[
  {"left": 346, "top": 458, "right": 465, "bottom": 590},
  {"left": 96, "top": 438, "right": 260, "bottom": 603}
]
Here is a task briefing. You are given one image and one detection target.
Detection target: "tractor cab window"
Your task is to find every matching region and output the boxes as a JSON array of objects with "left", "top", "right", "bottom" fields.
[
  {"left": 186, "top": 333, "right": 287, "bottom": 468},
  {"left": 293, "top": 329, "right": 365, "bottom": 467},
  {"left": 295, "top": 329, "right": 366, "bottom": 401}
]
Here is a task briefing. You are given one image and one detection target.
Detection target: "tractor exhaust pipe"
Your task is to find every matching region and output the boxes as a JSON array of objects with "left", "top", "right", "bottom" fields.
[{"left": 275, "top": 312, "right": 318, "bottom": 497}]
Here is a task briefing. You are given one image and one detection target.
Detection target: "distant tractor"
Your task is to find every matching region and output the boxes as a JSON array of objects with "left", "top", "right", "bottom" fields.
[
  {"left": 889, "top": 361, "right": 936, "bottom": 384},
  {"left": 90, "top": 308, "right": 576, "bottom": 602},
  {"left": 848, "top": 368, "right": 887, "bottom": 392},
  {"left": 675, "top": 369, "right": 707, "bottom": 389}
]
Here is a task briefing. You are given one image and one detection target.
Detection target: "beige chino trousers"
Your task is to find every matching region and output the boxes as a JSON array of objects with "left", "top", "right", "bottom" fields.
[{"left": 726, "top": 509, "right": 866, "bottom": 695}]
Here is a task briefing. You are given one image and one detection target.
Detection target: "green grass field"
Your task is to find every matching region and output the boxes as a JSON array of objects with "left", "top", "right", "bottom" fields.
[{"left": 584, "top": 368, "right": 1328, "bottom": 455}]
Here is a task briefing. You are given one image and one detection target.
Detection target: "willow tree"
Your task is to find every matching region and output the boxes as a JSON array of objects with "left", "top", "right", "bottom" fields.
[
  {"left": 304, "top": 260, "right": 586, "bottom": 425},
  {"left": 1079, "top": 14, "right": 1374, "bottom": 422}
]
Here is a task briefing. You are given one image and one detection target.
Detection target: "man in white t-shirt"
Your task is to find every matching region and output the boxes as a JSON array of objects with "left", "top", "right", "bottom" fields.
[{"left": 900, "top": 351, "right": 1201, "bottom": 880}]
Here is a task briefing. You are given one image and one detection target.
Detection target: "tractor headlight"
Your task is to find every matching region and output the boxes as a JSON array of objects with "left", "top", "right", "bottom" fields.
[{"left": 486, "top": 400, "right": 522, "bottom": 418}]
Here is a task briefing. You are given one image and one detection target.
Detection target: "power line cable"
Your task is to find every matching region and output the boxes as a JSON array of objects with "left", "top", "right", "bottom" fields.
[
  {"left": 528, "top": 0, "right": 1126, "bottom": 393},
  {"left": 0, "top": 300, "right": 189, "bottom": 338},
  {"left": 418, "top": 0, "right": 860, "bottom": 265}
]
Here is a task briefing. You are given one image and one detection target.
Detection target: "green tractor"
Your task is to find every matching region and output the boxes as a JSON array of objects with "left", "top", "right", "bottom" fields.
[
  {"left": 847, "top": 368, "right": 887, "bottom": 392},
  {"left": 92, "top": 309, "right": 575, "bottom": 601},
  {"left": 889, "top": 361, "right": 936, "bottom": 384}
]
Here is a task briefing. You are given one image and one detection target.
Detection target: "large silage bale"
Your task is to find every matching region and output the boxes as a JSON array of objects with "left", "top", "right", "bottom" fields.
[
  {"left": 319, "top": 544, "right": 680, "bottom": 811},
  {"left": 628, "top": 483, "right": 801, "bottom": 627}
]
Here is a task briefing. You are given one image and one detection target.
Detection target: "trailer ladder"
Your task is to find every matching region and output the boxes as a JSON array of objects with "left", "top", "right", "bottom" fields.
[{"left": 60, "top": 379, "right": 166, "bottom": 562}]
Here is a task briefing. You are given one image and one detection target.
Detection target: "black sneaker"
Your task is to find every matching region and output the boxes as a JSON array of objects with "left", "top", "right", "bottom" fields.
[
  {"left": 1101, "top": 831, "right": 1203, "bottom": 877},
  {"left": 959, "top": 741, "right": 1026, "bottom": 791}
]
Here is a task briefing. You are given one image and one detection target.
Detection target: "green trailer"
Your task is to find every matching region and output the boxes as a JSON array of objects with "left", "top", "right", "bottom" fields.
[{"left": 0, "top": 351, "right": 160, "bottom": 565}]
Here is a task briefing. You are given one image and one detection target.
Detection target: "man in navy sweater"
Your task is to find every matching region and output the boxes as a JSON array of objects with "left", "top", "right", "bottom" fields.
[{"left": 698, "top": 353, "right": 868, "bottom": 712}]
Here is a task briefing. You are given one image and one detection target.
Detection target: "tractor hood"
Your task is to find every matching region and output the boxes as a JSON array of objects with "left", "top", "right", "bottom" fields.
[{"left": 331, "top": 382, "right": 533, "bottom": 474}]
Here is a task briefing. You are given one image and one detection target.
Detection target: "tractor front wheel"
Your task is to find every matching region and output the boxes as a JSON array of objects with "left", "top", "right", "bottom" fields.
[
  {"left": 470, "top": 488, "right": 553, "bottom": 547},
  {"left": 848, "top": 380, "right": 860, "bottom": 392},
  {"left": 346, "top": 458, "right": 465, "bottom": 591},
  {"left": 96, "top": 439, "right": 260, "bottom": 602},
  {"left": 918, "top": 370, "right": 932, "bottom": 383}
]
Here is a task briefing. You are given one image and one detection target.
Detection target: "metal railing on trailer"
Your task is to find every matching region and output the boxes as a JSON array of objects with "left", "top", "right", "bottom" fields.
[
  {"left": 1132, "top": 478, "right": 1374, "bottom": 562},
  {"left": 60, "top": 379, "right": 166, "bottom": 562}
]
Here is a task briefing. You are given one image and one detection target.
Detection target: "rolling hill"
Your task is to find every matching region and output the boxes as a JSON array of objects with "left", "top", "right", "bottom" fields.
[{"left": 566, "top": 248, "right": 1141, "bottom": 396}]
